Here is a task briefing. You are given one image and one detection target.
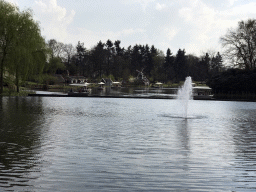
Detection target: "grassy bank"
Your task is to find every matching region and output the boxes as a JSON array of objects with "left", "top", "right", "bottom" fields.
[{"left": 1, "top": 87, "right": 35, "bottom": 96}]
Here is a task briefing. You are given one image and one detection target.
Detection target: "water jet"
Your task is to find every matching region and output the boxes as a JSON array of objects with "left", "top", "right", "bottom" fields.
[{"left": 177, "top": 76, "right": 193, "bottom": 118}]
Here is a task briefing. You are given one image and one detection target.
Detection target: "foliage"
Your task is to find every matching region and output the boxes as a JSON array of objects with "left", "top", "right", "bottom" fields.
[
  {"left": 0, "top": 0, "right": 47, "bottom": 93},
  {"left": 56, "top": 38, "right": 226, "bottom": 85},
  {"left": 207, "top": 68, "right": 256, "bottom": 94},
  {"left": 1, "top": 86, "right": 34, "bottom": 96},
  {"left": 221, "top": 19, "right": 256, "bottom": 70},
  {"left": 174, "top": 49, "right": 187, "bottom": 82},
  {"left": 4, "top": 0, "right": 247, "bottom": 94},
  {"left": 47, "top": 57, "right": 65, "bottom": 74}
]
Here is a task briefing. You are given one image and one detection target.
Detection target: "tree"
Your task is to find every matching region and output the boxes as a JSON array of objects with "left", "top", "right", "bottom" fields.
[
  {"left": 106, "top": 39, "right": 114, "bottom": 76},
  {"left": 150, "top": 49, "right": 165, "bottom": 82},
  {"left": 47, "top": 57, "right": 65, "bottom": 74},
  {"left": 114, "top": 40, "right": 123, "bottom": 56},
  {"left": 76, "top": 41, "right": 87, "bottom": 76},
  {"left": 164, "top": 48, "right": 174, "bottom": 81},
  {"left": 48, "top": 39, "right": 64, "bottom": 59},
  {"left": 0, "top": 0, "right": 18, "bottom": 94},
  {"left": 208, "top": 68, "right": 256, "bottom": 95},
  {"left": 221, "top": 19, "right": 256, "bottom": 70},
  {"left": 91, "top": 41, "right": 106, "bottom": 78},
  {"left": 63, "top": 43, "right": 76, "bottom": 65},
  {"left": 187, "top": 54, "right": 200, "bottom": 81},
  {"left": 15, "top": 11, "right": 47, "bottom": 92},
  {"left": 131, "top": 44, "right": 141, "bottom": 76},
  {"left": 200, "top": 53, "right": 210, "bottom": 80},
  {"left": 210, "top": 52, "right": 223, "bottom": 76},
  {"left": 0, "top": 1, "right": 46, "bottom": 93},
  {"left": 174, "top": 49, "right": 187, "bottom": 82},
  {"left": 143, "top": 44, "right": 152, "bottom": 77}
]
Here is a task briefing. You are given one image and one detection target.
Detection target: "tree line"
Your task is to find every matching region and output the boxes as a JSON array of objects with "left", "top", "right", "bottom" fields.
[
  {"left": 1, "top": 0, "right": 256, "bottom": 96},
  {"left": 47, "top": 38, "right": 224, "bottom": 84},
  {"left": 0, "top": 0, "right": 225, "bottom": 94}
]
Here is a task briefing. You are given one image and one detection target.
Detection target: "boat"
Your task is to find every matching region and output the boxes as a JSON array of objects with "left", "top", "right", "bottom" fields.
[
  {"left": 68, "top": 86, "right": 90, "bottom": 96},
  {"left": 68, "top": 91, "right": 90, "bottom": 97},
  {"left": 193, "top": 86, "right": 213, "bottom": 100},
  {"left": 68, "top": 83, "right": 91, "bottom": 97}
]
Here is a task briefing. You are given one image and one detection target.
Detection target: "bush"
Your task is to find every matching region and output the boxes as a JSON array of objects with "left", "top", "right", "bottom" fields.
[{"left": 208, "top": 68, "right": 256, "bottom": 94}]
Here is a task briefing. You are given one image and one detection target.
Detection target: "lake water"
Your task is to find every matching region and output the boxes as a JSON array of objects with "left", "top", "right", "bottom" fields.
[{"left": 1, "top": 97, "right": 256, "bottom": 191}]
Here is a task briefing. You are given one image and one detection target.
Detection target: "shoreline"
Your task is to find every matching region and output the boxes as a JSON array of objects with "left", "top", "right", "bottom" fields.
[
  {"left": 1, "top": 93, "right": 254, "bottom": 102},
  {"left": 26, "top": 93, "right": 256, "bottom": 102}
]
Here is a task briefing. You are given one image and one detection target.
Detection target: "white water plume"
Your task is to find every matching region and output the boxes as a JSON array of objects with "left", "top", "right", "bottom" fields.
[{"left": 177, "top": 76, "right": 193, "bottom": 118}]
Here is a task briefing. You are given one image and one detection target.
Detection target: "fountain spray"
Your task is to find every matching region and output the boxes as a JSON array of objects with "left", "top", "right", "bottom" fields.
[{"left": 177, "top": 76, "right": 193, "bottom": 118}]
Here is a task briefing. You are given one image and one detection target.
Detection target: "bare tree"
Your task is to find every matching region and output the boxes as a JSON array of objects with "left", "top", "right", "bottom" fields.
[
  {"left": 220, "top": 19, "right": 256, "bottom": 70},
  {"left": 63, "top": 43, "right": 76, "bottom": 64},
  {"left": 48, "top": 39, "right": 65, "bottom": 59}
]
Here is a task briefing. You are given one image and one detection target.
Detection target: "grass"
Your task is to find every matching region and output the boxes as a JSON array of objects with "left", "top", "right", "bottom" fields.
[{"left": 1, "top": 87, "right": 35, "bottom": 96}]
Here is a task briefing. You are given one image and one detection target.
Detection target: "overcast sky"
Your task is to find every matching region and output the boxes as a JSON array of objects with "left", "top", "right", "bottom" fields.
[{"left": 7, "top": 0, "right": 256, "bottom": 56}]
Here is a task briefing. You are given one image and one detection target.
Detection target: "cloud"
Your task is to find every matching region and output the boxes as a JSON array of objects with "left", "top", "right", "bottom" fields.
[
  {"left": 21, "top": 0, "right": 256, "bottom": 57},
  {"left": 179, "top": 7, "right": 193, "bottom": 22},
  {"left": 178, "top": 1, "right": 218, "bottom": 54},
  {"left": 178, "top": 0, "right": 256, "bottom": 55},
  {"left": 227, "top": 0, "right": 238, "bottom": 6},
  {"left": 155, "top": 3, "right": 166, "bottom": 11},
  {"left": 164, "top": 28, "right": 179, "bottom": 41},
  {"left": 121, "top": 28, "right": 145, "bottom": 36},
  {"left": 121, "top": 0, "right": 155, "bottom": 11},
  {"left": 65, "top": 27, "right": 146, "bottom": 49},
  {"left": 34, "top": 0, "right": 75, "bottom": 43},
  {"left": 222, "top": 2, "right": 256, "bottom": 17},
  {"left": 32, "top": 0, "right": 148, "bottom": 48},
  {"left": 177, "top": 0, "right": 247, "bottom": 55}
]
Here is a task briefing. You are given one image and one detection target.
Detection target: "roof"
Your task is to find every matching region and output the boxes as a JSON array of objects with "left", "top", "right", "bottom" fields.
[{"left": 193, "top": 86, "right": 212, "bottom": 90}]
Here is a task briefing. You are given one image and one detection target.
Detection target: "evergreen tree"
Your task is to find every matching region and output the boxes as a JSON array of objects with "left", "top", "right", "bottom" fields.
[
  {"left": 91, "top": 41, "right": 106, "bottom": 78},
  {"left": 143, "top": 44, "right": 152, "bottom": 77},
  {"left": 131, "top": 45, "right": 141, "bottom": 76},
  {"left": 106, "top": 39, "right": 114, "bottom": 76},
  {"left": 164, "top": 48, "right": 174, "bottom": 81},
  {"left": 114, "top": 40, "right": 123, "bottom": 56},
  {"left": 187, "top": 54, "right": 200, "bottom": 81},
  {"left": 76, "top": 41, "right": 87, "bottom": 76},
  {"left": 174, "top": 49, "right": 187, "bottom": 82},
  {"left": 198, "top": 53, "right": 210, "bottom": 81},
  {"left": 210, "top": 52, "right": 223, "bottom": 76}
]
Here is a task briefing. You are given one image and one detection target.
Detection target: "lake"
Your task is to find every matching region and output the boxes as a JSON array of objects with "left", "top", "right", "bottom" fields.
[{"left": 1, "top": 97, "right": 256, "bottom": 191}]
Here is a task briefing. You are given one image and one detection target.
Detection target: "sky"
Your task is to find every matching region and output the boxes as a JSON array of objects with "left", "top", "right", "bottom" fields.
[{"left": 6, "top": 0, "right": 256, "bottom": 56}]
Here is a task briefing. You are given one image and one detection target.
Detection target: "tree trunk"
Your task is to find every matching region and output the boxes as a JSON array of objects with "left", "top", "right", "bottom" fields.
[
  {"left": 16, "top": 67, "right": 19, "bottom": 93},
  {"left": 0, "top": 61, "right": 3, "bottom": 94},
  {"left": 0, "top": 50, "right": 6, "bottom": 95}
]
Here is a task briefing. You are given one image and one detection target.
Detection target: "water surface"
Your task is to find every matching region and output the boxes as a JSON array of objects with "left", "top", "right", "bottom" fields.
[{"left": 1, "top": 97, "right": 256, "bottom": 191}]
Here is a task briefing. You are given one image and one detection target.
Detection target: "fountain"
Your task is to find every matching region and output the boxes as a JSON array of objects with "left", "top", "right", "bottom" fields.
[{"left": 177, "top": 76, "right": 193, "bottom": 118}]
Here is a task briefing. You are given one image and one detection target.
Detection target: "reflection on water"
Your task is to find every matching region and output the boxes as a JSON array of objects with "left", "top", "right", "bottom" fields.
[
  {"left": 90, "top": 87, "right": 178, "bottom": 98},
  {"left": 0, "top": 97, "right": 44, "bottom": 189},
  {"left": 1, "top": 97, "right": 256, "bottom": 191}
]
